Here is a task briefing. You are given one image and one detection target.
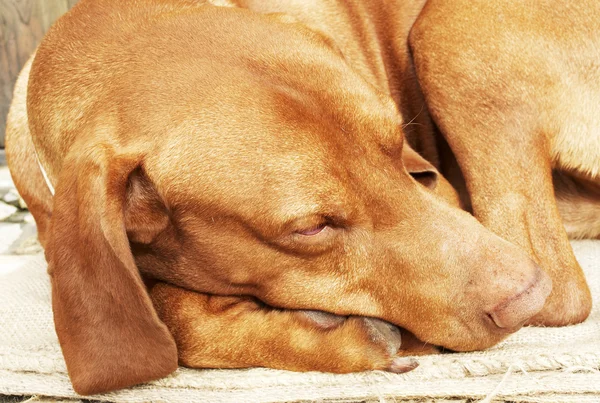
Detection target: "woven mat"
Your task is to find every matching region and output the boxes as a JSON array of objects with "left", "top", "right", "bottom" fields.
[{"left": 1, "top": 241, "right": 599, "bottom": 403}]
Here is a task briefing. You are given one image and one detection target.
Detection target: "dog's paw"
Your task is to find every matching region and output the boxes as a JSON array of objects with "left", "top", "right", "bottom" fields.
[
  {"left": 526, "top": 271, "right": 592, "bottom": 327},
  {"left": 476, "top": 204, "right": 592, "bottom": 328},
  {"left": 296, "top": 310, "right": 433, "bottom": 373},
  {"left": 360, "top": 317, "right": 421, "bottom": 373},
  {"left": 522, "top": 236, "right": 591, "bottom": 326},
  {"left": 152, "top": 284, "right": 430, "bottom": 374}
]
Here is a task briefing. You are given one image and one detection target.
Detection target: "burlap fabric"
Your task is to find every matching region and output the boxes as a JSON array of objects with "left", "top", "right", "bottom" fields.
[{"left": 1, "top": 241, "right": 599, "bottom": 402}]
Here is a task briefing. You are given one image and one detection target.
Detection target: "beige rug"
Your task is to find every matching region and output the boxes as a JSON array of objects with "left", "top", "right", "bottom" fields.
[{"left": 1, "top": 241, "right": 599, "bottom": 403}]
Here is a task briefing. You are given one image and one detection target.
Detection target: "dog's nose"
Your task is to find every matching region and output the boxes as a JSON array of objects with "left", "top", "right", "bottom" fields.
[{"left": 487, "top": 265, "right": 552, "bottom": 329}]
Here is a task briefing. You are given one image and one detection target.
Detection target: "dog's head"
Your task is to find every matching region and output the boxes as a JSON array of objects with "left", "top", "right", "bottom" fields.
[{"left": 35, "top": 4, "right": 551, "bottom": 395}]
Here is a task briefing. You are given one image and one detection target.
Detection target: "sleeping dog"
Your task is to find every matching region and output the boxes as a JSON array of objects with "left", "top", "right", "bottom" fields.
[{"left": 6, "top": 0, "right": 598, "bottom": 394}]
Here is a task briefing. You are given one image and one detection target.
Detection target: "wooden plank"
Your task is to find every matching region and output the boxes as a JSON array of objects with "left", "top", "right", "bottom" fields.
[{"left": 0, "top": 0, "right": 78, "bottom": 148}]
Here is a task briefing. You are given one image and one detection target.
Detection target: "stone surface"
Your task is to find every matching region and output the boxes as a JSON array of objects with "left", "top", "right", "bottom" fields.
[
  {"left": 0, "top": 164, "right": 41, "bottom": 267},
  {"left": 0, "top": 202, "right": 17, "bottom": 221}
]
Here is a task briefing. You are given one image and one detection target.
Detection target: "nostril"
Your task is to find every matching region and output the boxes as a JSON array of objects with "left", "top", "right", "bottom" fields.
[
  {"left": 489, "top": 309, "right": 514, "bottom": 329},
  {"left": 487, "top": 268, "right": 552, "bottom": 329}
]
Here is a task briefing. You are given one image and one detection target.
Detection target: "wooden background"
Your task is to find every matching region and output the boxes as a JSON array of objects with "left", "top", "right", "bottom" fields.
[{"left": 0, "top": 0, "right": 79, "bottom": 147}]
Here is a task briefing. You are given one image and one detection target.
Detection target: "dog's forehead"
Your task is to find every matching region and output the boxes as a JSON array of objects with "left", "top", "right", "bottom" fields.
[
  {"left": 150, "top": 110, "right": 353, "bottom": 212},
  {"left": 147, "top": 83, "right": 404, "bottom": 221},
  {"left": 119, "top": 3, "right": 403, "bottom": 137},
  {"left": 132, "top": 8, "right": 407, "bottom": 216}
]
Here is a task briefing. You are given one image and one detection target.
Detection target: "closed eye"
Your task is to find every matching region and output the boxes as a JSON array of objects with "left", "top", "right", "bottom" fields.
[
  {"left": 268, "top": 212, "right": 347, "bottom": 254},
  {"left": 285, "top": 223, "right": 336, "bottom": 253},
  {"left": 295, "top": 223, "right": 327, "bottom": 236},
  {"left": 272, "top": 217, "right": 342, "bottom": 255}
]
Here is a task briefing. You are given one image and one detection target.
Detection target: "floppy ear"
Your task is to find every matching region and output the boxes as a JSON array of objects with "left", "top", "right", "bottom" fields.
[
  {"left": 46, "top": 146, "right": 177, "bottom": 395},
  {"left": 402, "top": 145, "right": 439, "bottom": 190}
]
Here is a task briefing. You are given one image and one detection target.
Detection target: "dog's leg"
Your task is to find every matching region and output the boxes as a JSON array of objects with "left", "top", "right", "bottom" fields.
[
  {"left": 441, "top": 126, "right": 588, "bottom": 326},
  {"left": 407, "top": 93, "right": 591, "bottom": 326},
  {"left": 409, "top": 9, "right": 592, "bottom": 327},
  {"left": 151, "top": 283, "right": 432, "bottom": 373}
]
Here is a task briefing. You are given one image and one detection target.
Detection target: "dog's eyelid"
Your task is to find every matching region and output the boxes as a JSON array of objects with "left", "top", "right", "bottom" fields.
[
  {"left": 286, "top": 213, "right": 346, "bottom": 234},
  {"left": 295, "top": 222, "right": 328, "bottom": 236}
]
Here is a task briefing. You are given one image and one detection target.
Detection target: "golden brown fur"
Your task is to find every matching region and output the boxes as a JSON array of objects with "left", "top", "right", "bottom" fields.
[
  {"left": 409, "top": 0, "right": 599, "bottom": 325},
  {"left": 5, "top": 0, "right": 598, "bottom": 395}
]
